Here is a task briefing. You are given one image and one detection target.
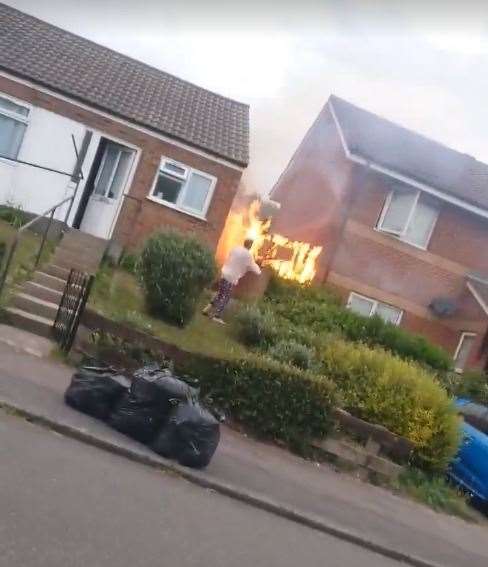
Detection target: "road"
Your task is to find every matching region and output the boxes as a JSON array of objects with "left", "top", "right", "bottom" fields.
[{"left": 0, "top": 410, "right": 401, "bottom": 567}]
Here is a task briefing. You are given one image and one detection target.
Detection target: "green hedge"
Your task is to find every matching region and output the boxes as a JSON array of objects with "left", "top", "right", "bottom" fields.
[
  {"left": 176, "top": 352, "right": 338, "bottom": 449},
  {"left": 263, "top": 278, "right": 452, "bottom": 372},
  {"left": 140, "top": 231, "right": 216, "bottom": 327},
  {"left": 320, "top": 339, "right": 460, "bottom": 471}
]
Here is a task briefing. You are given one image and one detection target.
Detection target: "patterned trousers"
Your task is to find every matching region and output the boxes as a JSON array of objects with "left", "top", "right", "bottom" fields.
[{"left": 211, "top": 278, "right": 234, "bottom": 317}]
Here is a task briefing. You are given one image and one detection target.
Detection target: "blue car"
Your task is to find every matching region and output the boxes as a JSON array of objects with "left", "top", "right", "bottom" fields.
[{"left": 447, "top": 400, "right": 488, "bottom": 506}]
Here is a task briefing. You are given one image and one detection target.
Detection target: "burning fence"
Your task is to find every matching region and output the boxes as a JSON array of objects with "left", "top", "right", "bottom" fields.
[{"left": 216, "top": 197, "right": 323, "bottom": 285}]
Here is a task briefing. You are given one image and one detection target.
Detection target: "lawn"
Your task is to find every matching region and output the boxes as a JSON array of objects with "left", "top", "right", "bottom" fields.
[
  {"left": 89, "top": 267, "right": 248, "bottom": 360},
  {"left": 0, "top": 219, "right": 53, "bottom": 305}
]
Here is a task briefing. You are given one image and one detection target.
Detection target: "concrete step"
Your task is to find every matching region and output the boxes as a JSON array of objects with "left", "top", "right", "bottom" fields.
[
  {"left": 44, "top": 264, "right": 71, "bottom": 281},
  {"left": 33, "top": 271, "right": 67, "bottom": 293},
  {"left": 4, "top": 307, "right": 53, "bottom": 338},
  {"left": 21, "top": 281, "right": 62, "bottom": 304},
  {"left": 12, "top": 292, "right": 59, "bottom": 320},
  {"left": 62, "top": 230, "right": 108, "bottom": 251},
  {"left": 52, "top": 249, "right": 100, "bottom": 274}
]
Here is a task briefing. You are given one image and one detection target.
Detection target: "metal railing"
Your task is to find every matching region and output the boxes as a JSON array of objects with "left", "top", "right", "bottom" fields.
[
  {"left": 53, "top": 268, "right": 94, "bottom": 352},
  {"left": 0, "top": 195, "right": 74, "bottom": 299},
  {"left": 0, "top": 131, "right": 92, "bottom": 301}
]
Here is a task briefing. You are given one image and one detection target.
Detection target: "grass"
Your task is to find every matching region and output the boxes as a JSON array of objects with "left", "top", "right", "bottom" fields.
[
  {"left": 0, "top": 220, "right": 55, "bottom": 306},
  {"left": 392, "top": 468, "right": 482, "bottom": 523},
  {"left": 89, "top": 266, "right": 248, "bottom": 360}
]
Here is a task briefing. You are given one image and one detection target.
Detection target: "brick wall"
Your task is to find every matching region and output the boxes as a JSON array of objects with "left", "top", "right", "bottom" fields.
[
  {"left": 329, "top": 167, "right": 488, "bottom": 368},
  {"left": 267, "top": 101, "right": 488, "bottom": 367},
  {"left": 270, "top": 105, "right": 356, "bottom": 281},
  {"left": 0, "top": 75, "right": 243, "bottom": 251}
]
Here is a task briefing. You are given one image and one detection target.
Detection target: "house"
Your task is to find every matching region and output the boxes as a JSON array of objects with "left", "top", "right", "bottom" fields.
[
  {"left": 271, "top": 95, "right": 488, "bottom": 372},
  {"left": 0, "top": 3, "right": 249, "bottom": 252}
]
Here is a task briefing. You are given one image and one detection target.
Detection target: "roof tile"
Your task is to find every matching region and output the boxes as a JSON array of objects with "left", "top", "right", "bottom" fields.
[{"left": 0, "top": 3, "right": 249, "bottom": 165}]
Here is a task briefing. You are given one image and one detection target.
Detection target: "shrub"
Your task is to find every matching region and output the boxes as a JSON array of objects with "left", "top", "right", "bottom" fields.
[
  {"left": 234, "top": 306, "right": 279, "bottom": 347},
  {"left": 263, "top": 280, "right": 452, "bottom": 372},
  {"left": 176, "top": 352, "right": 338, "bottom": 449},
  {"left": 267, "top": 339, "right": 315, "bottom": 370},
  {"left": 140, "top": 232, "right": 216, "bottom": 327},
  {"left": 394, "top": 468, "right": 477, "bottom": 521},
  {"left": 320, "top": 339, "right": 461, "bottom": 471},
  {"left": 0, "top": 203, "right": 28, "bottom": 228},
  {"left": 119, "top": 252, "right": 139, "bottom": 274},
  {"left": 442, "top": 370, "right": 488, "bottom": 405}
]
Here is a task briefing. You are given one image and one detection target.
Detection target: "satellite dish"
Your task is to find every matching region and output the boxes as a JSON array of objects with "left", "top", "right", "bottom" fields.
[{"left": 429, "top": 297, "right": 458, "bottom": 317}]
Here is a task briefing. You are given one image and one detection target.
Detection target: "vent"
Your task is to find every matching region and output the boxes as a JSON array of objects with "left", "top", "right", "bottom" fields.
[{"left": 429, "top": 297, "right": 458, "bottom": 318}]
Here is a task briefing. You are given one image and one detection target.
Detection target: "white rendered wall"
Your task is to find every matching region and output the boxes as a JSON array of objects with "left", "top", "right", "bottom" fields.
[{"left": 0, "top": 103, "right": 93, "bottom": 222}]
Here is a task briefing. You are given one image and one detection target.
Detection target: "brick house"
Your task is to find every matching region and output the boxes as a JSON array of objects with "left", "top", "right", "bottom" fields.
[
  {"left": 271, "top": 95, "right": 488, "bottom": 372},
  {"left": 0, "top": 4, "right": 248, "bottom": 251}
]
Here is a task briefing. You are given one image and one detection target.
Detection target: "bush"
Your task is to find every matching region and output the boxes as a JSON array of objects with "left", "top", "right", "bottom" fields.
[
  {"left": 0, "top": 203, "right": 28, "bottom": 228},
  {"left": 176, "top": 352, "right": 338, "bottom": 449},
  {"left": 140, "top": 232, "right": 216, "bottom": 327},
  {"left": 394, "top": 468, "right": 477, "bottom": 521},
  {"left": 234, "top": 306, "right": 279, "bottom": 347},
  {"left": 267, "top": 340, "right": 315, "bottom": 370},
  {"left": 448, "top": 370, "right": 488, "bottom": 406},
  {"left": 119, "top": 252, "right": 139, "bottom": 274},
  {"left": 264, "top": 281, "right": 452, "bottom": 372},
  {"left": 320, "top": 339, "right": 461, "bottom": 471}
]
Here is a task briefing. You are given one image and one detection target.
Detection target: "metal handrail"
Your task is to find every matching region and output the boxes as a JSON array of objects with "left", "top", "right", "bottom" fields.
[{"left": 0, "top": 195, "right": 74, "bottom": 299}]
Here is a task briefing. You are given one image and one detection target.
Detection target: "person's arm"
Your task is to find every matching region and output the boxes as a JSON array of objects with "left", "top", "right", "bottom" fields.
[{"left": 248, "top": 255, "right": 261, "bottom": 275}]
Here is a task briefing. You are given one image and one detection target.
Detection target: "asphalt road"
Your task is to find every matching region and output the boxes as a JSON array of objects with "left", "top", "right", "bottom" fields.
[{"left": 0, "top": 410, "right": 402, "bottom": 567}]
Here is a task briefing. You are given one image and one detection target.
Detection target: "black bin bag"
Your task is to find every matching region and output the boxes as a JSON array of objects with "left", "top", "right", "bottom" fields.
[
  {"left": 152, "top": 401, "right": 220, "bottom": 469},
  {"left": 64, "top": 367, "right": 130, "bottom": 420},
  {"left": 130, "top": 365, "right": 197, "bottom": 412},
  {"left": 109, "top": 392, "right": 165, "bottom": 444}
]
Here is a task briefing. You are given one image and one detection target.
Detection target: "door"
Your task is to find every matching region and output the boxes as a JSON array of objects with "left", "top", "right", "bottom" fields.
[{"left": 79, "top": 140, "right": 134, "bottom": 239}]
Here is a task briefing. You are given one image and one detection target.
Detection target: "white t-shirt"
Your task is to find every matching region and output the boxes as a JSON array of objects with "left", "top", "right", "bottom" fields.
[{"left": 221, "top": 246, "right": 261, "bottom": 285}]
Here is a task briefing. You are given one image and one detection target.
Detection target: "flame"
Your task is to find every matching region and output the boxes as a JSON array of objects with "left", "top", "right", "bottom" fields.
[{"left": 217, "top": 198, "right": 323, "bottom": 284}]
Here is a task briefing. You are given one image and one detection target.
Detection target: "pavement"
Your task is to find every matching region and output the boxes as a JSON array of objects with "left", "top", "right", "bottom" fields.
[
  {"left": 0, "top": 324, "right": 487, "bottom": 567},
  {"left": 0, "top": 410, "right": 401, "bottom": 567}
]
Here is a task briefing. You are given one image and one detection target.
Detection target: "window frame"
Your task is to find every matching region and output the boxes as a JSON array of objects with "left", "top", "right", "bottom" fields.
[
  {"left": 92, "top": 144, "right": 133, "bottom": 201},
  {"left": 376, "top": 188, "right": 439, "bottom": 250},
  {"left": 347, "top": 291, "right": 403, "bottom": 326},
  {"left": 0, "top": 93, "right": 31, "bottom": 162},
  {"left": 147, "top": 157, "right": 217, "bottom": 220},
  {"left": 453, "top": 331, "right": 477, "bottom": 373}
]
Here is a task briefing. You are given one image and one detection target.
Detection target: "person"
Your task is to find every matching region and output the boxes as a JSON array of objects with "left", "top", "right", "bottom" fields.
[{"left": 203, "top": 238, "right": 261, "bottom": 323}]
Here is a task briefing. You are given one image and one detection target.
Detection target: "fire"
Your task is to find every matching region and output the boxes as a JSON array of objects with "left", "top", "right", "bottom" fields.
[{"left": 217, "top": 198, "right": 323, "bottom": 285}]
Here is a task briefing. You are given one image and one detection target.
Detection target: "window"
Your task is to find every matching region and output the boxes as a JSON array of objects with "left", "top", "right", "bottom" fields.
[
  {"left": 454, "top": 332, "right": 477, "bottom": 373},
  {"left": 347, "top": 292, "right": 402, "bottom": 325},
  {"left": 150, "top": 158, "right": 216, "bottom": 217},
  {"left": 377, "top": 187, "right": 439, "bottom": 249},
  {"left": 0, "top": 95, "right": 29, "bottom": 160}
]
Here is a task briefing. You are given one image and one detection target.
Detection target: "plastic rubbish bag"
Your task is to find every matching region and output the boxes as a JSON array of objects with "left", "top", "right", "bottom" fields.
[
  {"left": 130, "top": 365, "right": 197, "bottom": 412},
  {"left": 152, "top": 401, "right": 220, "bottom": 468},
  {"left": 65, "top": 368, "right": 130, "bottom": 420},
  {"left": 109, "top": 392, "right": 166, "bottom": 444}
]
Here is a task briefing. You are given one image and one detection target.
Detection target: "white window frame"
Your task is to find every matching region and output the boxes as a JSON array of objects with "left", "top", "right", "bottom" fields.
[
  {"left": 347, "top": 292, "right": 403, "bottom": 326},
  {"left": 376, "top": 188, "right": 439, "bottom": 250},
  {"left": 0, "top": 92, "right": 31, "bottom": 162},
  {"left": 147, "top": 157, "right": 217, "bottom": 220},
  {"left": 92, "top": 144, "right": 133, "bottom": 201},
  {"left": 453, "top": 332, "right": 477, "bottom": 373}
]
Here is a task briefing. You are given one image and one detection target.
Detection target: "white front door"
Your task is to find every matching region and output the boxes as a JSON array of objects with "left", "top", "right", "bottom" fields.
[{"left": 80, "top": 141, "right": 135, "bottom": 239}]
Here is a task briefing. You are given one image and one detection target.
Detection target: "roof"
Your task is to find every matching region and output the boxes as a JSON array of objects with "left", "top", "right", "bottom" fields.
[
  {"left": 0, "top": 3, "right": 249, "bottom": 166},
  {"left": 330, "top": 95, "right": 488, "bottom": 210}
]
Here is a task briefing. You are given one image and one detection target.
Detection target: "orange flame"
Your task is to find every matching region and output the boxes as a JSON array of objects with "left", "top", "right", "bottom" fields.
[{"left": 217, "top": 198, "right": 322, "bottom": 284}]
